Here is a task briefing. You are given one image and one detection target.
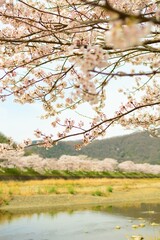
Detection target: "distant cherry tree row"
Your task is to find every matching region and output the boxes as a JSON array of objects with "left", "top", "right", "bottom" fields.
[{"left": 0, "top": 153, "right": 160, "bottom": 175}]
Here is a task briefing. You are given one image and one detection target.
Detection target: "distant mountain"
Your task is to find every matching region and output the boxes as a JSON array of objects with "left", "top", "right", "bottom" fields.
[
  {"left": 25, "top": 131, "right": 160, "bottom": 164},
  {"left": 0, "top": 132, "right": 10, "bottom": 144}
]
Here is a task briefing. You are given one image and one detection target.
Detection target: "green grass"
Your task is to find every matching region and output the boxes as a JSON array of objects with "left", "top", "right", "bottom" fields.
[
  {"left": 47, "top": 186, "right": 58, "bottom": 194},
  {"left": 92, "top": 190, "right": 104, "bottom": 196},
  {"left": 3, "top": 199, "right": 9, "bottom": 205},
  {"left": 67, "top": 186, "right": 76, "bottom": 195},
  {"left": 107, "top": 186, "right": 113, "bottom": 193},
  {"left": 4, "top": 168, "right": 21, "bottom": 175},
  {"left": 0, "top": 167, "right": 160, "bottom": 180}
]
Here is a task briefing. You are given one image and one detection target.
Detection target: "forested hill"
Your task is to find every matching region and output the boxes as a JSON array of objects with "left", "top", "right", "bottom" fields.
[
  {"left": 26, "top": 131, "right": 160, "bottom": 164},
  {"left": 0, "top": 133, "right": 10, "bottom": 144}
]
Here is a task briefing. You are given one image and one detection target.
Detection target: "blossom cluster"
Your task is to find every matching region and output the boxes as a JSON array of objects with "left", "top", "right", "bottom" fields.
[
  {"left": 0, "top": 0, "right": 159, "bottom": 148},
  {"left": 105, "top": 20, "right": 151, "bottom": 49}
]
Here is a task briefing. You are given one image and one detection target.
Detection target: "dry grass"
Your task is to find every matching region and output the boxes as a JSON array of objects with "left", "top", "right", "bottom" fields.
[{"left": 0, "top": 178, "right": 160, "bottom": 207}]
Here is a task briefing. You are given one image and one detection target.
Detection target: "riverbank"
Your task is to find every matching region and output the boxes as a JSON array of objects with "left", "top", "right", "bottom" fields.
[
  {"left": 1, "top": 178, "right": 160, "bottom": 212},
  {"left": 1, "top": 167, "right": 160, "bottom": 180}
]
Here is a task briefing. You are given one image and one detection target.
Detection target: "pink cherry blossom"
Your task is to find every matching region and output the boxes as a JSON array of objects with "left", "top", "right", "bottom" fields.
[{"left": 0, "top": 0, "right": 159, "bottom": 150}]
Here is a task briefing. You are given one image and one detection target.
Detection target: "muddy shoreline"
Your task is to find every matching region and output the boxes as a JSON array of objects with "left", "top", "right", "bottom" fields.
[{"left": 1, "top": 193, "right": 160, "bottom": 214}]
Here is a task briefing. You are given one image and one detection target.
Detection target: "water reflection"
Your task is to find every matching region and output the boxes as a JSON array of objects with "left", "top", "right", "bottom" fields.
[{"left": 0, "top": 203, "right": 160, "bottom": 240}]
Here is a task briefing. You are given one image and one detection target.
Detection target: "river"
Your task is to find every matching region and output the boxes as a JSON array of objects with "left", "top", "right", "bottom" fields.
[{"left": 0, "top": 203, "right": 160, "bottom": 240}]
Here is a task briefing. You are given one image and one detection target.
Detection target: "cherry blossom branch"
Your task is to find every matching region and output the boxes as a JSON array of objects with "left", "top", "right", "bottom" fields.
[
  {"left": 92, "top": 70, "right": 160, "bottom": 77},
  {"left": 28, "top": 100, "right": 160, "bottom": 148},
  {"left": 84, "top": 0, "right": 160, "bottom": 24}
]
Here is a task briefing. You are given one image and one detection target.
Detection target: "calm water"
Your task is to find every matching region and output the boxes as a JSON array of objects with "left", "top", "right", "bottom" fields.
[{"left": 0, "top": 204, "right": 160, "bottom": 240}]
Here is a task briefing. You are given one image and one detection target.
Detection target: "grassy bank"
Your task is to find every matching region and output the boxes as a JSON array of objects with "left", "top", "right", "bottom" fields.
[
  {"left": 1, "top": 178, "right": 160, "bottom": 210},
  {"left": 0, "top": 167, "right": 160, "bottom": 180}
]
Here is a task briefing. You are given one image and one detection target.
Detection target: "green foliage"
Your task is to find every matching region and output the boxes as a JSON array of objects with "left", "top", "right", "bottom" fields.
[
  {"left": 67, "top": 186, "right": 76, "bottom": 195},
  {"left": 92, "top": 190, "right": 103, "bottom": 196},
  {"left": 3, "top": 199, "right": 9, "bottom": 205},
  {"left": 0, "top": 168, "right": 160, "bottom": 180},
  {"left": 26, "top": 131, "right": 160, "bottom": 164},
  {"left": 48, "top": 186, "right": 58, "bottom": 194},
  {"left": 4, "top": 168, "right": 21, "bottom": 175},
  {"left": 0, "top": 132, "right": 17, "bottom": 148},
  {"left": 107, "top": 186, "right": 113, "bottom": 193},
  {"left": 23, "top": 149, "right": 34, "bottom": 156},
  {"left": 9, "top": 190, "right": 13, "bottom": 196},
  {"left": 25, "top": 168, "right": 40, "bottom": 176},
  {"left": 1, "top": 167, "right": 39, "bottom": 177},
  {"left": 0, "top": 132, "right": 10, "bottom": 144}
]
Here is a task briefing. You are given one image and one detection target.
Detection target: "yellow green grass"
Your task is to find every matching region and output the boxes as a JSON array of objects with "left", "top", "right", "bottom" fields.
[{"left": 1, "top": 178, "right": 160, "bottom": 210}]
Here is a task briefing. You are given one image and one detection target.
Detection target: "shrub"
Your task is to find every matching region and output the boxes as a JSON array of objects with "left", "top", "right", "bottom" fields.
[
  {"left": 107, "top": 186, "right": 113, "bottom": 193},
  {"left": 92, "top": 190, "right": 103, "bottom": 196},
  {"left": 48, "top": 186, "right": 58, "bottom": 194},
  {"left": 67, "top": 186, "right": 76, "bottom": 195}
]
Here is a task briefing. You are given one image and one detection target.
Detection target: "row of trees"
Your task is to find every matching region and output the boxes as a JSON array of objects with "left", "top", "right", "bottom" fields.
[
  {"left": 0, "top": 0, "right": 159, "bottom": 149},
  {"left": 1, "top": 153, "right": 160, "bottom": 175}
]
